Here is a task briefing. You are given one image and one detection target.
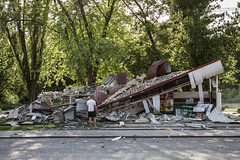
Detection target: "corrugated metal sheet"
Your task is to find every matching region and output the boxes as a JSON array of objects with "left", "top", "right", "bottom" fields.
[
  {"left": 147, "top": 60, "right": 168, "bottom": 79},
  {"left": 75, "top": 99, "right": 87, "bottom": 112},
  {"left": 109, "top": 84, "right": 125, "bottom": 96},
  {"left": 94, "top": 86, "right": 108, "bottom": 105},
  {"left": 208, "top": 107, "right": 239, "bottom": 123},
  {"left": 115, "top": 72, "right": 127, "bottom": 84},
  {"left": 102, "top": 74, "right": 116, "bottom": 85}
]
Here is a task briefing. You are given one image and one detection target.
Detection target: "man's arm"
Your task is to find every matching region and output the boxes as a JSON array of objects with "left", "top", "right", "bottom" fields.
[
  {"left": 94, "top": 105, "right": 98, "bottom": 114},
  {"left": 87, "top": 105, "right": 88, "bottom": 114}
]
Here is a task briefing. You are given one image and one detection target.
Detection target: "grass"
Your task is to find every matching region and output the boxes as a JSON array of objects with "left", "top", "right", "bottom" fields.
[
  {"left": 0, "top": 123, "right": 60, "bottom": 131},
  {"left": 0, "top": 119, "right": 106, "bottom": 131},
  {"left": 222, "top": 103, "right": 240, "bottom": 113}
]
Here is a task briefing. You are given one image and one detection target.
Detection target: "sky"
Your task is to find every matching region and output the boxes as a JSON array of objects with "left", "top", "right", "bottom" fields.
[
  {"left": 219, "top": 0, "right": 239, "bottom": 8},
  {"left": 159, "top": 0, "right": 240, "bottom": 22}
]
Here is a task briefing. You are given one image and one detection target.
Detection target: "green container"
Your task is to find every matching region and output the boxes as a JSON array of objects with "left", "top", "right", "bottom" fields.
[{"left": 174, "top": 104, "right": 197, "bottom": 118}]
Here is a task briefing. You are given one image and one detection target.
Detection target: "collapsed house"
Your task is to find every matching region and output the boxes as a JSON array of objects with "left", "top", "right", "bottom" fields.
[
  {"left": 95, "top": 59, "right": 239, "bottom": 123},
  {"left": 2, "top": 59, "right": 240, "bottom": 126}
]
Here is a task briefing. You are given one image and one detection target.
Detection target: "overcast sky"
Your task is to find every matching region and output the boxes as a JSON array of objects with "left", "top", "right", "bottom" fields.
[{"left": 219, "top": 0, "right": 239, "bottom": 8}]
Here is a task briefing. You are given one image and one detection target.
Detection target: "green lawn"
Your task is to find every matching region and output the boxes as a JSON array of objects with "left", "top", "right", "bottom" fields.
[
  {"left": 0, "top": 123, "right": 58, "bottom": 131},
  {"left": 222, "top": 103, "right": 240, "bottom": 112}
]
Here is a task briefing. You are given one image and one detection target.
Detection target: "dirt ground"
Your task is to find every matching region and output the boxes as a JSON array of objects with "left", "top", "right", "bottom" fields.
[{"left": 222, "top": 103, "right": 240, "bottom": 121}]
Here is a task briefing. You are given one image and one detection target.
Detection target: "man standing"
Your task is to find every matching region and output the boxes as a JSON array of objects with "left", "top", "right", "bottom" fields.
[{"left": 87, "top": 95, "right": 98, "bottom": 129}]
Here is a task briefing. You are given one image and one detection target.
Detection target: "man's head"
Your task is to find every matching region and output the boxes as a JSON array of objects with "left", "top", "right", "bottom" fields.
[{"left": 90, "top": 95, "right": 94, "bottom": 99}]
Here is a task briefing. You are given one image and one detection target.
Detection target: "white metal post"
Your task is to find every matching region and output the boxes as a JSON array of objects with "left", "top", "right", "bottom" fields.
[
  {"left": 209, "top": 78, "right": 212, "bottom": 103},
  {"left": 216, "top": 75, "right": 218, "bottom": 108},
  {"left": 209, "top": 78, "right": 212, "bottom": 92},
  {"left": 198, "top": 83, "right": 204, "bottom": 104}
]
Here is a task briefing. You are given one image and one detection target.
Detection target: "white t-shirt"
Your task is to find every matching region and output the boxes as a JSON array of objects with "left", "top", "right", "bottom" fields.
[{"left": 87, "top": 99, "right": 96, "bottom": 112}]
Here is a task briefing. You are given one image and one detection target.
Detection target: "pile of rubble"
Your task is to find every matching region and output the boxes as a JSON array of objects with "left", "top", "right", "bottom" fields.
[
  {"left": 1, "top": 59, "right": 240, "bottom": 127},
  {"left": 99, "top": 71, "right": 187, "bottom": 106},
  {"left": 0, "top": 85, "right": 97, "bottom": 126}
]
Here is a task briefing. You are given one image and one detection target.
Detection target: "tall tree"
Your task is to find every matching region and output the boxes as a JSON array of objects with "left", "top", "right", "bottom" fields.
[
  {"left": 0, "top": 35, "right": 28, "bottom": 104},
  {"left": 0, "top": 0, "right": 50, "bottom": 102},
  {"left": 55, "top": 0, "right": 121, "bottom": 85},
  {"left": 122, "top": 0, "right": 167, "bottom": 76},
  {"left": 163, "top": 0, "right": 240, "bottom": 88}
]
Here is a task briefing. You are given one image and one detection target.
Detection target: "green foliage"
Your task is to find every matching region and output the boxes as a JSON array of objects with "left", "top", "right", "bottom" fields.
[
  {"left": 0, "top": 0, "right": 240, "bottom": 103},
  {"left": 164, "top": 0, "right": 240, "bottom": 89},
  {"left": 0, "top": 35, "right": 28, "bottom": 104},
  {"left": 222, "top": 88, "right": 240, "bottom": 103},
  {"left": 0, "top": 124, "right": 58, "bottom": 131},
  {"left": 0, "top": 104, "right": 17, "bottom": 111},
  {"left": 0, "top": 0, "right": 51, "bottom": 102}
]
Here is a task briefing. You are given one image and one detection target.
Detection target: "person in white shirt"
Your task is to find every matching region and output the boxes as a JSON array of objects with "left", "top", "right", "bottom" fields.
[{"left": 86, "top": 95, "right": 98, "bottom": 129}]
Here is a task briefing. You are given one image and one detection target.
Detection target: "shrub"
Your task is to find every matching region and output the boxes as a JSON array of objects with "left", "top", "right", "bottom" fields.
[{"left": 0, "top": 104, "right": 17, "bottom": 111}]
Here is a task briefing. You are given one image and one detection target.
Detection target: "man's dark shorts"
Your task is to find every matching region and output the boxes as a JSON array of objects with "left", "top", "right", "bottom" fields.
[{"left": 88, "top": 111, "right": 96, "bottom": 118}]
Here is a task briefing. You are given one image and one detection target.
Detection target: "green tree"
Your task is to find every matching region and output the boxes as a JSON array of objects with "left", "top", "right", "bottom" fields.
[
  {"left": 0, "top": 0, "right": 51, "bottom": 102},
  {"left": 122, "top": 0, "right": 168, "bottom": 76},
  {"left": 54, "top": 0, "right": 131, "bottom": 85},
  {"left": 0, "top": 34, "right": 27, "bottom": 104},
  {"left": 164, "top": 0, "right": 239, "bottom": 85}
]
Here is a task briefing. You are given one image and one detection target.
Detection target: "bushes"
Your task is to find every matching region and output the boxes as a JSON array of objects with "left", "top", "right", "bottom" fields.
[
  {"left": 0, "top": 104, "right": 17, "bottom": 111},
  {"left": 222, "top": 88, "right": 240, "bottom": 103}
]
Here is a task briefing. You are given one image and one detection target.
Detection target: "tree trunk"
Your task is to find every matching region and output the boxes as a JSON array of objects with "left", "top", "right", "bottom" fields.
[
  {"left": 27, "top": 80, "right": 37, "bottom": 103},
  {"left": 78, "top": 0, "right": 95, "bottom": 85},
  {"left": 87, "top": 65, "right": 93, "bottom": 85}
]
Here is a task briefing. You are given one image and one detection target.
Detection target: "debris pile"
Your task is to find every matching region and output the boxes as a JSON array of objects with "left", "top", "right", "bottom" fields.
[
  {"left": 1, "top": 59, "right": 240, "bottom": 128},
  {"left": 97, "top": 71, "right": 187, "bottom": 106},
  {"left": 0, "top": 85, "right": 98, "bottom": 126}
]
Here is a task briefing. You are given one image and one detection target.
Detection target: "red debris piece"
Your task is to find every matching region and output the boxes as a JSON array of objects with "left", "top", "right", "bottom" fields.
[
  {"left": 147, "top": 60, "right": 168, "bottom": 79},
  {"left": 94, "top": 87, "right": 108, "bottom": 105},
  {"left": 115, "top": 72, "right": 127, "bottom": 85},
  {"left": 108, "top": 85, "right": 125, "bottom": 96}
]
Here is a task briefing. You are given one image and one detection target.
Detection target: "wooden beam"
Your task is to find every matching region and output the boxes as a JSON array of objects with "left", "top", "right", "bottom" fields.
[{"left": 173, "top": 92, "right": 210, "bottom": 99}]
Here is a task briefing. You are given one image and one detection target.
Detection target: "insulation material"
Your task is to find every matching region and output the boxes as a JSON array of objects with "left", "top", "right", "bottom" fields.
[
  {"left": 143, "top": 100, "right": 150, "bottom": 113},
  {"left": 189, "top": 60, "right": 223, "bottom": 88},
  {"left": 8, "top": 108, "right": 19, "bottom": 119},
  {"left": 152, "top": 95, "right": 160, "bottom": 112},
  {"left": 147, "top": 60, "right": 168, "bottom": 79}
]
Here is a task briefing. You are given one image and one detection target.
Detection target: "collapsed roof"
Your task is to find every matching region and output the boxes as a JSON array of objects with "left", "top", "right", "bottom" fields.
[{"left": 96, "top": 59, "right": 224, "bottom": 112}]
